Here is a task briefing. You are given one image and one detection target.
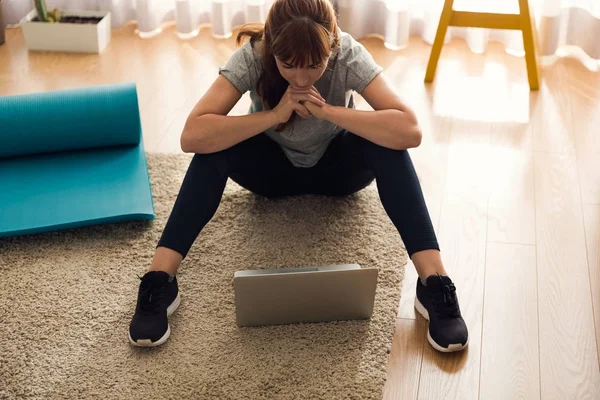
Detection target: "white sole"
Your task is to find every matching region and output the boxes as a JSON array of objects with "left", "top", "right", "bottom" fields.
[
  {"left": 414, "top": 296, "right": 468, "bottom": 353},
  {"left": 129, "top": 291, "right": 181, "bottom": 347}
]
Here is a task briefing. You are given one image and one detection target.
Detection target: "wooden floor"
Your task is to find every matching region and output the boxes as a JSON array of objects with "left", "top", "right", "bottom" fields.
[{"left": 2, "top": 23, "right": 600, "bottom": 399}]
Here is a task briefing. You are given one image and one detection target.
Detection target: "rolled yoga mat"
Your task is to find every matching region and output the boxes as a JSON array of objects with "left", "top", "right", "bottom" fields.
[{"left": 0, "top": 82, "right": 154, "bottom": 238}]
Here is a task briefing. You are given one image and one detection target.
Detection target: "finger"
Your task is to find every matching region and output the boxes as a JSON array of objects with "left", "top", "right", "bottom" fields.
[
  {"left": 302, "top": 101, "right": 320, "bottom": 116},
  {"left": 295, "top": 102, "right": 312, "bottom": 118},
  {"left": 306, "top": 94, "right": 325, "bottom": 106},
  {"left": 290, "top": 87, "right": 325, "bottom": 102},
  {"left": 289, "top": 87, "right": 312, "bottom": 94},
  {"left": 290, "top": 94, "right": 304, "bottom": 103},
  {"left": 296, "top": 109, "right": 311, "bottom": 118},
  {"left": 295, "top": 108, "right": 311, "bottom": 118},
  {"left": 291, "top": 94, "right": 325, "bottom": 106},
  {"left": 310, "top": 86, "right": 326, "bottom": 102}
]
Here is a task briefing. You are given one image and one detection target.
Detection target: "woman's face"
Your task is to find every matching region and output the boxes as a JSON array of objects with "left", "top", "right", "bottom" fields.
[{"left": 275, "top": 56, "right": 329, "bottom": 89}]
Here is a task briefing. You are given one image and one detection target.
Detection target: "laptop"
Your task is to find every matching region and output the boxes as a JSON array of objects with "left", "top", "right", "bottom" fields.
[{"left": 233, "top": 263, "right": 378, "bottom": 327}]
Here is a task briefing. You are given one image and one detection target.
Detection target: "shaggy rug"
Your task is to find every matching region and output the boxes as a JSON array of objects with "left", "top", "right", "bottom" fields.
[{"left": 0, "top": 153, "right": 407, "bottom": 400}]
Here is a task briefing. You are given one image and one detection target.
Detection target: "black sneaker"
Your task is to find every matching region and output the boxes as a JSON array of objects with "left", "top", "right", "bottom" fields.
[
  {"left": 414, "top": 274, "right": 469, "bottom": 352},
  {"left": 129, "top": 271, "right": 181, "bottom": 347}
]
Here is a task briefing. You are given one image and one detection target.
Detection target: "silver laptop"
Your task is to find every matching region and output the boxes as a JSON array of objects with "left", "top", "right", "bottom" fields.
[{"left": 233, "top": 263, "right": 378, "bottom": 327}]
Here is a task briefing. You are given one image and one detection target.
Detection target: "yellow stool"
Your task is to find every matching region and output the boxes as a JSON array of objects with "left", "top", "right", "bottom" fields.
[{"left": 424, "top": 0, "right": 540, "bottom": 90}]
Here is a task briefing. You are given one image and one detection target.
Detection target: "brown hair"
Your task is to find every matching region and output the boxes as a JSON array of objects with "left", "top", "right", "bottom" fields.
[{"left": 236, "top": 0, "right": 340, "bottom": 131}]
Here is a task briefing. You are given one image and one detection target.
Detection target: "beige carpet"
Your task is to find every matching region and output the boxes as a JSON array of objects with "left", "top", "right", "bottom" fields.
[{"left": 0, "top": 153, "right": 407, "bottom": 400}]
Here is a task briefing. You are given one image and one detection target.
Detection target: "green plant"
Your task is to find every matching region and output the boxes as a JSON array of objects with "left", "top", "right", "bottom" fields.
[{"left": 34, "top": 0, "right": 61, "bottom": 23}]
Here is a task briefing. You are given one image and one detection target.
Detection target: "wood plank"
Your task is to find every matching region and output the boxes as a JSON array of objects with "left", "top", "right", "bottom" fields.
[
  {"left": 582, "top": 204, "right": 600, "bottom": 374},
  {"left": 566, "top": 58, "right": 600, "bottom": 205},
  {"left": 479, "top": 242, "right": 540, "bottom": 400},
  {"left": 531, "top": 63, "right": 575, "bottom": 154},
  {"left": 487, "top": 121, "right": 535, "bottom": 245},
  {"left": 534, "top": 150, "right": 600, "bottom": 399},
  {"left": 484, "top": 41, "right": 535, "bottom": 245},
  {"left": 383, "top": 318, "right": 427, "bottom": 400},
  {"left": 375, "top": 35, "right": 451, "bottom": 400},
  {"left": 417, "top": 41, "right": 492, "bottom": 400},
  {"left": 417, "top": 119, "right": 491, "bottom": 400}
]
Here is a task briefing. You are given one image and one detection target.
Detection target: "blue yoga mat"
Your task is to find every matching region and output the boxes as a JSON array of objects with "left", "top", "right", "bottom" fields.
[{"left": 0, "top": 82, "right": 155, "bottom": 238}]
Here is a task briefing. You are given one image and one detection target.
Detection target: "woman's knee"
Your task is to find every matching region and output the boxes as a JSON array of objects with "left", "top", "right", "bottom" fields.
[
  {"left": 190, "top": 146, "right": 236, "bottom": 173},
  {"left": 360, "top": 139, "right": 412, "bottom": 168}
]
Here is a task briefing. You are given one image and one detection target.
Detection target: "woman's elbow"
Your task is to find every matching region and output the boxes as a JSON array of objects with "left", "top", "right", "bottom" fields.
[
  {"left": 411, "top": 125, "right": 422, "bottom": 148},
  {"left": 180, "top": 133, "right": 188, "bottom": 153},
  {"left": 180, "top": 131, "right": 195, "bottom": 153},
  {"left": 393, "top": 111, "right": 421, "bottom": 149},
  {"left": 180, "top": 118, "right": 210, "bottom": 153},
  {"left": 406, "top": 110, "right": 422, "bottom": 148},
  {"left": 396, "top": 115, "right": 422, "bottom": 149}
]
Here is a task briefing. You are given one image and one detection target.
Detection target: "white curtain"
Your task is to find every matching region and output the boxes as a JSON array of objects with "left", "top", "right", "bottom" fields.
[
  {"left": 348, "top": 0, "right": 600, "bottom": 62},
  {"left": 3, "top": 0, "right": 599, "bottom": 64}
]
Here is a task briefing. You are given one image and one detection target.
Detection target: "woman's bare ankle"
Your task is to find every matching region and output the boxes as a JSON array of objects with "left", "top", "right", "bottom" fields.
[
  {"left": 411, "top": 249, "right": 448, "bottom": 280},
  {"left": 147, "top": 246, "right": 183, "bottom": 275}
]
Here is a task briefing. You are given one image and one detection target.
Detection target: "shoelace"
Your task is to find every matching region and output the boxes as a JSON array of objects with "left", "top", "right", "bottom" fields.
[
  {"left": 432, "top": 274, "right": 460, "bottom": 319},
  {"left": 137, "top": 274, "right": 166, "bottom": 315}
]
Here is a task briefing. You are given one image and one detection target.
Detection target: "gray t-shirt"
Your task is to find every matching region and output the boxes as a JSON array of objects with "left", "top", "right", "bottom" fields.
[{"left": 218, "top": 31, "right": 383, "bottom": 167}]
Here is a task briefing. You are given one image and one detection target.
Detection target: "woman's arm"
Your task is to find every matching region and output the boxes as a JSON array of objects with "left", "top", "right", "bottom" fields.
[
  {"left": 183, "top": 112, "right": 279, "bottom": 154},
  {"left": 181, "top": 76, "right": 279, "bottom": 154},
  {"left": 182, "top": 76, "right": 319, "bottom": 154},
  {"left": 304, "top": 74, "right": 422, "bottom": 150}
]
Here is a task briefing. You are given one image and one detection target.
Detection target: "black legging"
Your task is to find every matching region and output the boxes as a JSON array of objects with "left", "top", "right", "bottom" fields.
[{"left": 157, "top": 131, "right": 440, "bottom": 259}]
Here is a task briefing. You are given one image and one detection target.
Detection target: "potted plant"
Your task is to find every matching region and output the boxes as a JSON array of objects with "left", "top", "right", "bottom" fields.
[{"left": 21, "top": 0, "right": 111, "bottom": 53}]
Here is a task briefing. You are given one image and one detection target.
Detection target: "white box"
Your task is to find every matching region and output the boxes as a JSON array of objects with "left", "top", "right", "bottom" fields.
[{"left": 21, "top": 9, "right": 111, "bottom": 53}]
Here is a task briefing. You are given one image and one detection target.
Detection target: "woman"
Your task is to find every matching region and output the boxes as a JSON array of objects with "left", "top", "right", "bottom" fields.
[{"left": 129, "top": 0, "right": 468, "bottom": 353}]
